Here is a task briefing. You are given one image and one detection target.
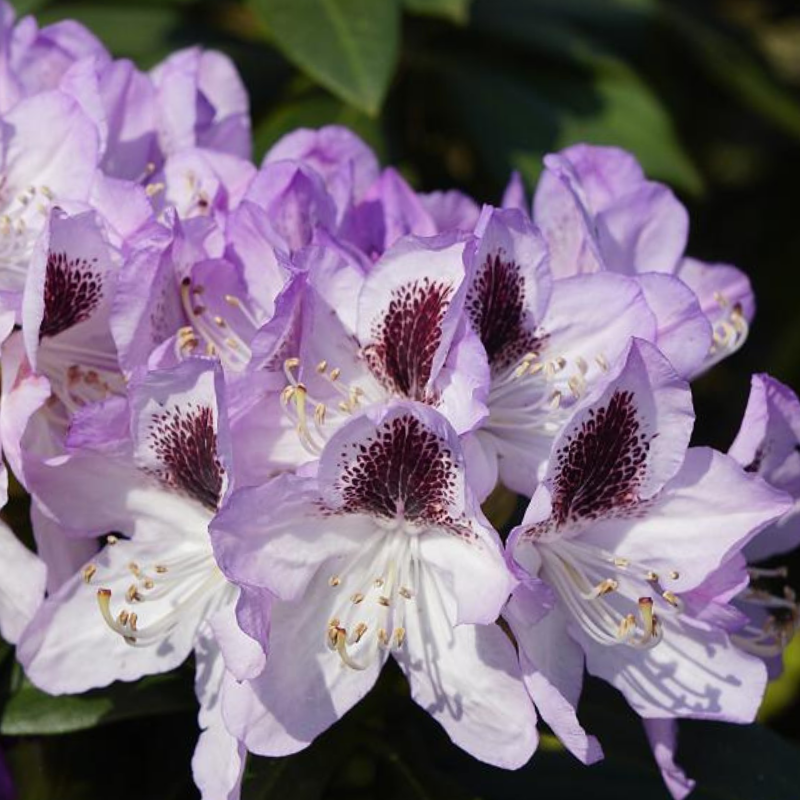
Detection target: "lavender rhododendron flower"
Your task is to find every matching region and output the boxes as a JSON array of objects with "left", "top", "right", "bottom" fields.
[
  {"left": 0, "top": 8, "right": 797, "bottom": 794},
  {"left": 18, "top": 359, "right": 257, "bottom": 800},
  {"left": 504, "top": 340, "right": 790, "bottom": 763},
  {"left": 211, "top": 402, "right": 537, "bottom": 766}
]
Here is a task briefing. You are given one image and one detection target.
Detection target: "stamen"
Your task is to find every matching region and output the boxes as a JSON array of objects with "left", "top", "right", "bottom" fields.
[{"left": 539, "top": 539, "right": 680, "bottom": 651}]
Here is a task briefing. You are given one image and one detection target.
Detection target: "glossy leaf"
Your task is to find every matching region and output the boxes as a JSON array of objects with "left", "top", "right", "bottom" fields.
[
  {"left": 250, "top": 0, "right": 401, "bottom": 116},
  {"left": 0, "top": 672, "right": 196, "bottom": 736}
]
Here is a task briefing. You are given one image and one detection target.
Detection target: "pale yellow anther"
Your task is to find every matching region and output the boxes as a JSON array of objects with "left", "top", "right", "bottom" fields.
[
  {"left": 329, "top": 576, "right": 341, "bottom": 587},
  {"left": 617, "top": 614, "right": 636, "bottom": 639},
  {"left": 284, "top": 357, "right": 301, "bottom": 371},
  {"left": 662, "top": 591, "right": 680, "bottom": 607},
  {"left": 394, "top": 627, "right": 406, "bottom": 648},
  {"left": 378, "top": 595, "right": 391, "bottom": 607},
  {"left": 594, "top": 578, "right": 618, "bottom": 597},
  {"left": 106, "top": 535, "right": 119, "bottom": 545},
  {"left": 549, "top": 391, "right": 562, "bottom": 409},
  {"left": 514, "top": 362, "right": 530, "bottom": 379},
  {"left": 399, "top": 586, "right": 413, "bottom": 599},
  {"left": 329, "top": 368, "right": 341, "bottom": 381},
  {"left": 316, "top": 360, "right": 328, "bottom": 373},
  {"left": 669, "top": 570, "right": 680, "bottom": 580},
  {"left": 280, "top": 385, "right": 296, "bottom": 405},
  {"left": 83, "top": 564, "right": 97, "bottom": 584},
  {"left": 351, "top": 593, "right": 365, "bottom": 604},
  {"left": 326, "top": 625, "right": 339, "bottom": 650},
  {"left": 214, "top": 316, "right": 226, "bottom": 327}
]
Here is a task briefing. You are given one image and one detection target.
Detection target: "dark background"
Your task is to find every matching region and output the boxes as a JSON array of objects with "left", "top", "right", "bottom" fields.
[{"left": 4, "top": 0, "right": 800, "bottom": 797}]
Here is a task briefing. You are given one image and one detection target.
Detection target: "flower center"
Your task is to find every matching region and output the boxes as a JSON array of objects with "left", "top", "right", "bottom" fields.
[
  {"left": 325, "top": 531, "right": 419, "bottom": 669},
  {"left": 280, "top": 357, "right": 374, "bottom": 456},
  {"left": 486, "top": 347, "right": 609, "bottom": 437},
  {"left": 539, "top": 538, "right": 683, "bottom": 650},
  {"left": 89, "top": 544, "right": 227, "bottom": 646},
  {"left": 177, "top": 276, "right": 257, "bottom": 371},
  {"left": 0, "top": 184, "right": 53, "bottom": 262}
]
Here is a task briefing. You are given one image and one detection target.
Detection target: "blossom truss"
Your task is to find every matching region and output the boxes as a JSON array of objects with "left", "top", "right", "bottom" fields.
[
  {"left": 17, "top": 358, "right": 264, "bottom": 800},
  {"left": 250, "top": 232, "right": 490, "bottom": 475},
  {"left": 503, "top": 339, "right": 791, "bottom": 770},
  {"left": 211, "top": 401, "right": 538, "bottom": 768}
]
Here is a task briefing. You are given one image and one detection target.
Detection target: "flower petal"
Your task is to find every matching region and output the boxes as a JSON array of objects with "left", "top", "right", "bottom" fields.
[
  {"left": 505, "top": 589, "right": 602, "bottom": 764},
  {"left": 580, "top": 613, "right": 767, "bottom": 722},
  {"left": 581, "top": 448, "right": 792, "bottom": 594},
  {"left": 396, "top": 576, "right": 537, "bottom": 769},
  {"left": 17, "top": 537, "right": 206, "bottom": 693},
  {"left": 643, "top": 719, "right": 695, "bottom": 800},
  {"left": 221, "top": 572, "right": 384, "bottom": 756}
]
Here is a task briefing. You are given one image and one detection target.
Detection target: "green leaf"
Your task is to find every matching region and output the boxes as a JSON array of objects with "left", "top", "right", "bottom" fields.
[
  {"left": 440, "top": 40, "right": 701, "bottom": 194},
  {"left": 0, "top": 672, "right": 196, "bottom": 736},
  {"left": 250, "top": 0, "right": 401, "bottom": 116},
  {"left": 404, "top": 0, "right": 471, "bottom": 25}
]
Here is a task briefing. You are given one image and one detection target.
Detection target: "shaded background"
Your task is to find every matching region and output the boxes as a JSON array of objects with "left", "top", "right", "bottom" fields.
[{"left": 4, "top": 0, "right": 800, "bottom": 797}]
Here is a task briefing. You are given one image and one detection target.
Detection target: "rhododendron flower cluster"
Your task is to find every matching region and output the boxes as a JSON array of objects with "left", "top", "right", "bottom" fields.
[{"left": 1, "top": 4, "right": 799, "bottom": 799}]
